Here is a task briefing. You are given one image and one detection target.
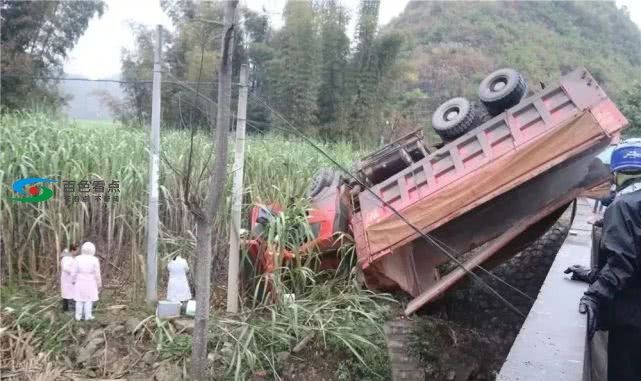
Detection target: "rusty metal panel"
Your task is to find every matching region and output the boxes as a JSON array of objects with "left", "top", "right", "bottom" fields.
[
  {"left": 362, "top": 242, "right": 444, "bottom": 297},
  {"left": 351, "top": 213, "right": 371, "bottom": 268},
  {"left": 561, "top": 68, "right": 608, "bottom": 111}
]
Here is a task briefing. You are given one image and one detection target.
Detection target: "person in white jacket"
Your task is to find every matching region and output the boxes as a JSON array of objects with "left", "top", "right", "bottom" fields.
[
  {"left": 166, "top": 255, "right": 192, "bottom": 303},
  {"left": 60, "top": 243, "right": 78, "bottom": 312},
  {"left": 71, "top": 242, "right": 102, "bottom": 321}
]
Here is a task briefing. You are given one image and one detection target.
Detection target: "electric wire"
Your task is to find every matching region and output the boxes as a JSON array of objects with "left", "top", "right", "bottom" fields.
[
  {"left": 10, "top": 65, "right": 537, "bottom": 314},
  {"left": 248, "top": 92, "right": 536, "bottom": 317},
  {"left": 245, "top": 95, "right": 535, "bottom": 303},
  {"left": 1, "top": 72, "right": 218, "bottom": 86},
  {"left": 421, "top": 233, "right": 536, "bottom": 302}
]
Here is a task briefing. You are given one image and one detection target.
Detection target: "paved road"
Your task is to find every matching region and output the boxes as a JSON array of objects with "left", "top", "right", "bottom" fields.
[{"left": 497, "top": 198, "right": 595, "bottom": 381}]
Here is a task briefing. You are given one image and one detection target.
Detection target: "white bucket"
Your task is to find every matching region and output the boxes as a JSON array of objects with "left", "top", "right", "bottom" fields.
[
  {"left": 157, "top": 300, "right": 181, "bottom": 319},
  {"left": 185, "top": 300, "right": 196, "bottom": 316}
]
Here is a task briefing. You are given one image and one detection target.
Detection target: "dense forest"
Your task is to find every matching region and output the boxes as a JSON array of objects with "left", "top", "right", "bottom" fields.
[
  {"left": 0, "top": 1, "right": 104, "bottom": 109},
  {"left": 3, "top": 1, "right": 640, "bottom": 139},
  {"left": 111, "top": 0, "right": 641, "bottom": 141},
  {"left": 111, "top": 0, "right": 407, "bottom": 142}
]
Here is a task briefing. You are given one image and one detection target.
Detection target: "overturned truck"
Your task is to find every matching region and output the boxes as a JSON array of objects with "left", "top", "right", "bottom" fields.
[{"left": 244, "top": 67, "right": 628, "bottom": 314}]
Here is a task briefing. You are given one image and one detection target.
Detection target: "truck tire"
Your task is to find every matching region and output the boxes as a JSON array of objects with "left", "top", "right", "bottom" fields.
[
  {"left": 308, "top": 168, "right": 336, "bottom": 198},
  {"left": 479, "top": 68, "right": 528, "bottom": 116},
  {"left": 431, "top": 97, "right": 477, "bottom": 141}
]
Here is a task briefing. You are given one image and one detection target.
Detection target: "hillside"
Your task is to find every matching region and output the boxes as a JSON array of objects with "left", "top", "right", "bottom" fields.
[
  {"left": 386, "top": 1, "right": 641, "bottom": 118},
  {"left": 61, "top": 73, "right": 124, "bottom": 120}
]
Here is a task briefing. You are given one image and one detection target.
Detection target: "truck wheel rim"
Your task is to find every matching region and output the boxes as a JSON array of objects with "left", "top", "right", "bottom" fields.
[
  {"left": 445, "top": 107, "right": 460, "bottom": 121},
  {"left": 491, "top": 77, "right": 508, "bottom": 92}
]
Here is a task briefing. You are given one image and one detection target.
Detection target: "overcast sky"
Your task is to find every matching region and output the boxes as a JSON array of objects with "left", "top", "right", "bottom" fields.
[{"left": 64, "top": 0, "right": 641, "bottom": 79}]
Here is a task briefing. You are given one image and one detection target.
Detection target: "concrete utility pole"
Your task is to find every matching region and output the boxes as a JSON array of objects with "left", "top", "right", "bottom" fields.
[
  {"left": 145, "top": 24, "right": 162, "bottom": 306},
  {"left": 226, "top": 64, "right": 248, "bottom": 313}
]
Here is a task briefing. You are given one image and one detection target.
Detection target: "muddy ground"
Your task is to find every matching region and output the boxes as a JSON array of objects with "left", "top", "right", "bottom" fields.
[{"left": 384, "top": 220, "right": 571, "bottom": 381}]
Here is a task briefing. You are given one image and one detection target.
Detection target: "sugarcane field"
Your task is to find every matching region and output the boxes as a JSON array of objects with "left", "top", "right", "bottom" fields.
[{"left": 1, "top": 1, "right": 641, "bottom": 381}]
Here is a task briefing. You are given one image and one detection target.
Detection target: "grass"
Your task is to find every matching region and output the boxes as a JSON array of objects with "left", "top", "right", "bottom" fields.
[
  {"left": 0, "top": 111, "right": 366, "bottom": 286},
  {"left": 1, "top": 111, "right": 393, "bottom": 380},
  {"left": 0, "top": 284, "right": 77, "bottom": 358},
  {"left": 207, "top": 273, "right": 395, "bottom": 380},
  {"left": 1, "top": 280, "right": 395, "bottom": 380},
  {"left": 73, "top": 119, "right": 116, "bottom": 128},
  {"left": 223, "top": 204, "right": 395, "bottom": 380},
  {"left": 150, "top": 204, "right": 396, "bottom": 380}
]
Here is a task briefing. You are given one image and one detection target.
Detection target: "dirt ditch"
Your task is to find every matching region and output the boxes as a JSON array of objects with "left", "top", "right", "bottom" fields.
[{"left": 384, "top": 219, "right": 571, "bottom": 381}]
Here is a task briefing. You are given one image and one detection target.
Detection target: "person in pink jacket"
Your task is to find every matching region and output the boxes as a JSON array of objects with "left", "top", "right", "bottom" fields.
[
  {"left": 71, "top": 241, "right": 102, "bottom": 321},
  {"left": 60, "top": 243, "right": 78, "bottom": 312}
]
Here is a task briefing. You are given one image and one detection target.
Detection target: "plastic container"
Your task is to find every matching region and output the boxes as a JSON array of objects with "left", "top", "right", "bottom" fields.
[
  {"left": 157, "top": 300, "right": 181, "bottom": 318},
  {"left": 185, "top": 300, "right": 196, "bottom": 316}
]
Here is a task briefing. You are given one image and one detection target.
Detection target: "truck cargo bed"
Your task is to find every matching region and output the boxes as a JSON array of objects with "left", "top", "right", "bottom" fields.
[{"left": 350, "top": 68, "right": 628, "bottom": 311}]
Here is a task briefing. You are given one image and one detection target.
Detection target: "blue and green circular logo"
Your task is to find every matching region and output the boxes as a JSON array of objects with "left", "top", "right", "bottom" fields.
[{"left": 9, "top": 178, "right": 57, "bottom": 203}]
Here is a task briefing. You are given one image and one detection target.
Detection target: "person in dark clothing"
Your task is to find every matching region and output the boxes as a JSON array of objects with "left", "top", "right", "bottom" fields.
[{"left": 565, "top": 142, "right": 641, "bottom": 381}]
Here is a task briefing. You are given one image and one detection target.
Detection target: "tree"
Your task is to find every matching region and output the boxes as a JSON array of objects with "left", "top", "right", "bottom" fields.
[
  {"left": 620, "top": 82, "right": 641, "bottom": 137},
  {"left": 244, "top": 9, "right": 273, "bottom": 132},
  {"left": 268, "top": 0, "right": 321, "bottom": 130},
  {"left": 348, "top": 0, "right": 380, "bottom": 131},
  {"left": 317, "top": 0, "right": 350, "bottom": 130},
  {"left": 118, "top": 2, "right": 224, "bottom": 129},
  {"left": 188, "top": 1, "right": 238, "bottom": 379},
  {"left": 118, "top": 23, "right": 158, "bottom": 126},
  {"left": 117, "top": 2, "right": 256, "bottom": 129},
  {"left": 0, "top": 0, "right": 105, "bottom": 110},
  {"left": 116, "top": 0, "right": 405, "bottom": 141},
  {"left": 345, "top": 0, "right": 404, "bottom": 140}
]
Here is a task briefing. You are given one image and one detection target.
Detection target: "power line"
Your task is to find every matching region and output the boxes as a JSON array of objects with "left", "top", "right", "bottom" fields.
[
  {"left": 248, "top": 91, "right": 530, "bottom": 318},
  {"left": 1, "top": 73, "right": 218, "bottom": 86},
  {"left": 3, "top": 71, "right": 221, "bottom": 110},
  {"left": 164, "top": 72, "right": 218, "bottom": 105}
]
